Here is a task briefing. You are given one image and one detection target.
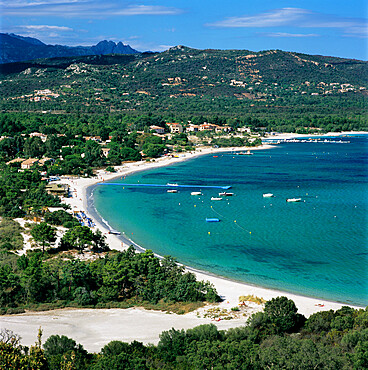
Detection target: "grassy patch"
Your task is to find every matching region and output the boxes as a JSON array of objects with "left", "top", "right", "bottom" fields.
[
  {"left": 203, "top": 307, "right": 233, "bottom": 320},
  {"left": 3, "top": 299, "right": 204, "bottom": 315},
  {"left": 239, "top": 294, "right": 266, "bottom": 305}
]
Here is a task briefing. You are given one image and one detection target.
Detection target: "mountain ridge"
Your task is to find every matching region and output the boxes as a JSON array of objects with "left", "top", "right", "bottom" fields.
[{"left": 0, "top": 33, "right": 140, "bottom": 64}]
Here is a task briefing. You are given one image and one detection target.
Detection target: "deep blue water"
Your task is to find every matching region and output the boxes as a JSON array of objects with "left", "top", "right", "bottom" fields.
[{"left": 93, "top": 136, "right": 368, "bottom": 306}]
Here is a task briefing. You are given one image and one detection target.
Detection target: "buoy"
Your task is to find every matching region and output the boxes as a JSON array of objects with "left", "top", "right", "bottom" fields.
[
  {"left": 234, "top": 220, "right": 236, "bottom": 223},
  {"left": 208, "top": 232, "right": 210, "bottom": 235}
]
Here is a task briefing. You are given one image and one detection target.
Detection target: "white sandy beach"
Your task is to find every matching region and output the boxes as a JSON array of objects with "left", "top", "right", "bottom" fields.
[{"left": 1, "top": 136, "right": 365, "bottom": 352}]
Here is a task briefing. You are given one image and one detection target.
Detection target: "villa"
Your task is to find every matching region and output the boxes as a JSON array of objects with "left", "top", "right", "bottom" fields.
[{"left": 166, "top": 123, "right": 183, "bottom": 133}]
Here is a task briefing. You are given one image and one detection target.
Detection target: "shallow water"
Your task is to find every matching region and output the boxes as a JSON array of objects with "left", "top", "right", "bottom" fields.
[{"left": 94, "top": 136, "right": 368, "bottom": 306}]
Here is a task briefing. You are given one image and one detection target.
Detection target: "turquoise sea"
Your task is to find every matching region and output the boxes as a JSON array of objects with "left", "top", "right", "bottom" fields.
[{"left": 92, "top": 135, "right": 368, "bottom": 306}]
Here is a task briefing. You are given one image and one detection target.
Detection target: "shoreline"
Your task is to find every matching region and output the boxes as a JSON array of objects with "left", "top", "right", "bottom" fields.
[
  {"left": 1, "top": 134, "right": 365, "bottom": 351},
  {"left": 59, "top": 136, "right": 365, "bottom": 317}
]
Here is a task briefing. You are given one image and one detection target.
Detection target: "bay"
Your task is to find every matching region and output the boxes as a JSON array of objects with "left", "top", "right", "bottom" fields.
[{"left": 93, "top": 136, "right": 368, "bottom": 306}]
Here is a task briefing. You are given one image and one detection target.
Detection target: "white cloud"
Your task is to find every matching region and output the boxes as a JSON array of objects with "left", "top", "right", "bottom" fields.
[
  {"left": 263, "top": 32, "right": 319, "bottom": 38},
  {"left": 114, "top": 5, "right": 181, "bottom": 16},
  {"left": 0, "top": 0, "right": 85, "bottom": 7},
  {"left": 207, "top": 7, "right": 368, "bottom": 38},
  {"left": 3, "top": 24, "right": 75, "bottom": 44},
  {"left": 1, "top": 1, "right": 183, "bottom": 18},
  {"left": 20, "top": 25, "right": 73, "bottom": 31},
  {"left": 208, "top": 8, "right": 308, "bottom": 28}
]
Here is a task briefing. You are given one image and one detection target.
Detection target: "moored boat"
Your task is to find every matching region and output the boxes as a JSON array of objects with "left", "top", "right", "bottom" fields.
[
  {"left": 167, "top": 189, "right": 178, "bottom": 193},
  {"left": 219, "top": 192, "right": 234, "bottom": 196},
  {"left": 206, "top": 218, "right": 220, "bottom": 222},
  {"left": 191, "top": 191, "right": 202, "bottom": 195},
  {"left": 263, "top": 193, "right": 274, "bottom": 198},
  {"left": 238, "top": 150, "right": 253, "bottom": 155},
  {"left": 286, "top": 198, "right": 302, "bottom": 202},
  {"left": 211, "top": 197, "right": 222, "bottom": 200}
]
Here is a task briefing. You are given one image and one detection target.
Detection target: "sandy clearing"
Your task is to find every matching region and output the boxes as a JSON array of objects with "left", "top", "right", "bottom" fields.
[{"left": 0, "top": 307, "right": 248, "bottom": 352}]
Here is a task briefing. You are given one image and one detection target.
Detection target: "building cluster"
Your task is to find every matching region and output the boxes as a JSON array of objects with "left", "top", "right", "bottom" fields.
[
  {"left": 300, "top": 81, "right": 365, "bottom": 96},
  {"left": 30, "top": 89, "right": 60, "bottom": 102},
  {"left": 7, "top": 89, "right": 60, "bottom": 102},
  {"left": 186, "top": 123, "right": 232, "bottom": 133},
  {"left": 149, "top": 122, "right": 234, "bottom": 135},
  {"left": 228, "top": 77, "right": 366, "bottom": 98},
  {"left": 6, "top": 157, "right": 54, "bottom": 169}
]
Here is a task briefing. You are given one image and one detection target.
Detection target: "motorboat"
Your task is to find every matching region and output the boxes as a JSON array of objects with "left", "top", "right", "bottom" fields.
[
  {"left": 219, "top": 192, "right": 234, "bottom": 196},
  {"left": 263, "top": 193, "right": 274, "bottom": 198},
  {"left": 167, "top": 189, "right": 178, "bottom": 193},
  {"left": 211, "top": 197, "right": 222, "bottom": 201},
  {"left": 238, "top": 150, "right": 253, "bottom": 155},
  {"left": 206, "top": 218, "right": 220, "bottom": 222},
  {"left": 191, "top": 191, "right": 202, "bottom": 195},
  {"left": 286, "top": 198, "right": 302, "bottom": 202}
]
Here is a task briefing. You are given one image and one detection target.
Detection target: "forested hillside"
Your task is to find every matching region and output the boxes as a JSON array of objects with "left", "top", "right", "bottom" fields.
[{"left": 1, "top": 46, "right": 366, "bottom": 129}]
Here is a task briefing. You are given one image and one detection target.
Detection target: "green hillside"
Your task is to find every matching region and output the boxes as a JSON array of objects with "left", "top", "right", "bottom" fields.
[{"left": 0, "top": 46, "right": 367, "bottom": 124}]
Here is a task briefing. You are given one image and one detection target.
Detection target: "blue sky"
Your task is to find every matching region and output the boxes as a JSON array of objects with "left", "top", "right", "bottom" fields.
[{"left": 1, "top": 0, "right": 367, "bottom": 59}]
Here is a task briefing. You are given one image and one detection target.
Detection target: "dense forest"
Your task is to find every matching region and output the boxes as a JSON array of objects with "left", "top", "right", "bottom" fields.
[
  {"left": 0, "top": 246, "right": 220, "bottom": 314},
  {"left": 1, "top": 298, "right": 367, "bottom": 369}
]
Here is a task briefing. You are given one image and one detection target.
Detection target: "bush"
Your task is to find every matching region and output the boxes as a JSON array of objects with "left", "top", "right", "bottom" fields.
[
  {"left": 6, "top": 307, "right": 25, "bottom": 315},
  {"left": 44, "top": 210, "right": 78, "bottom": 228},
  {"left": 0, "top": 218, "right": 24, "bottom": 251}
]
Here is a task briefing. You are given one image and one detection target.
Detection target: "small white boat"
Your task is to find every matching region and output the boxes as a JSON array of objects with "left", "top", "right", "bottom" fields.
[
  {"left": 191, "top": 191, "right": 202, "bottom": 195},
  {"left": 219, "top": 192, "right": 234, "bottom": 196},
  {"left": 211, "top": 197, "right": 222, "bottom": 201},
  {"left": 167, "top": 183, "right": 179, "bottom": 186},
  {"left": 286, "top": 198, "right": 302, "bottom": 202},
  {"left": 263, "top": 193, "right": 274, "bottom": 198},
  {"left": 167, "top": 189, "right": 178, "bottom": 193},
  {"left": 238, "top": 150, "right": 253, "bottom": 155}
]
